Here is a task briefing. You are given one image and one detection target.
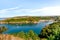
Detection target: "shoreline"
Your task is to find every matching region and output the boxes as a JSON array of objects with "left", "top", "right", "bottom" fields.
[
  {"left": 0, "top": 20, "right": 54, "bottom": 24},
  {"left": 0, "top": 21, "right": 39, "bottom": 24}
]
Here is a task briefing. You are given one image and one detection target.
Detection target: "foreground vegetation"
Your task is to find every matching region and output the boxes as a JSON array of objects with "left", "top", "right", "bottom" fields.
[
  {"left": 11, "top": 30, "right": 40, "bottom": 40},
  {"left": 39, "top": 22, "right": 60, "bottom": 40}
]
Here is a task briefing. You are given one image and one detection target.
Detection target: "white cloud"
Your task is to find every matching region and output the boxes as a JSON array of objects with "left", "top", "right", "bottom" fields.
[
  {"left": 30, "top": 6, "right": 60, "bottom": 16},
  {"left": 0, "top": 6, "right": 60, "bottom": 18},
  {"left": 0, "top": 6, "right": 19, "bottom": 14}
]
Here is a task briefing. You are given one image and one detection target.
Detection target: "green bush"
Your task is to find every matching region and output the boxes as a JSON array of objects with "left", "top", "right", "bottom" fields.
[
  {"left": 11, "top": 30, "right": 40, "bottom": 40},
  {"left": 39, "top": 22, "right": 60, "bottom": 40}
]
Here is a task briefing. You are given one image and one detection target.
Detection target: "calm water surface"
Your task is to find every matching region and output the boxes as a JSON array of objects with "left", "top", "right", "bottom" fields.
[{"left": 0, "top": 21, "right": 53, "bottom": 34}]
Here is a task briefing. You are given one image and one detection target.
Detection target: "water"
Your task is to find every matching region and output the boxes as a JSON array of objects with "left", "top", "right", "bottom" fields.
[
  {"left": 0, "top": 21, "right": 53, "bottom": 34},
  {"left": 0, "top": 18, "right": 5, "bottom": 20}
]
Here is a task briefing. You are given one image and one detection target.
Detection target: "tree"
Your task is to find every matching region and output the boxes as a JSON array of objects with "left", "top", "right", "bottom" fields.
[
  {"left": 27, "top": 30, "right": 40, "bottom": 40},
  {"left": 0, "top": 26, "right": 7, "bottom": 33},
  {"left": 17, "top": 31, "right": 26, "bottom": 38}
]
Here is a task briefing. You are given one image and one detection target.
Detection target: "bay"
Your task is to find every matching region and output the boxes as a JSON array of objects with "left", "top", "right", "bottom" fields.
[{"left": 0, "top": 21, "right": 53, "bottom": 34}]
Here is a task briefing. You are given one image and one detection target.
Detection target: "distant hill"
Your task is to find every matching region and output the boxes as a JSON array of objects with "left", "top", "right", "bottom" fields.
[
  {"left": 0, "top": 16, "right": 60, "bottom": 24},
  {"left": 0, "top": 16, "right": 41, "bottom": 24}
]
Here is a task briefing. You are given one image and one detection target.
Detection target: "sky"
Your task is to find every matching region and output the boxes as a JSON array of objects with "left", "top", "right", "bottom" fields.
[{"left": 0, "top": 0, "right": 60, "bottom": 18}]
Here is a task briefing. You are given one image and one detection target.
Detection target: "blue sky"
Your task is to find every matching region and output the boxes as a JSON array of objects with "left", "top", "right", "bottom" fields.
[{"left": 0, "top": 0, "right": 60, "bottom": 18}]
